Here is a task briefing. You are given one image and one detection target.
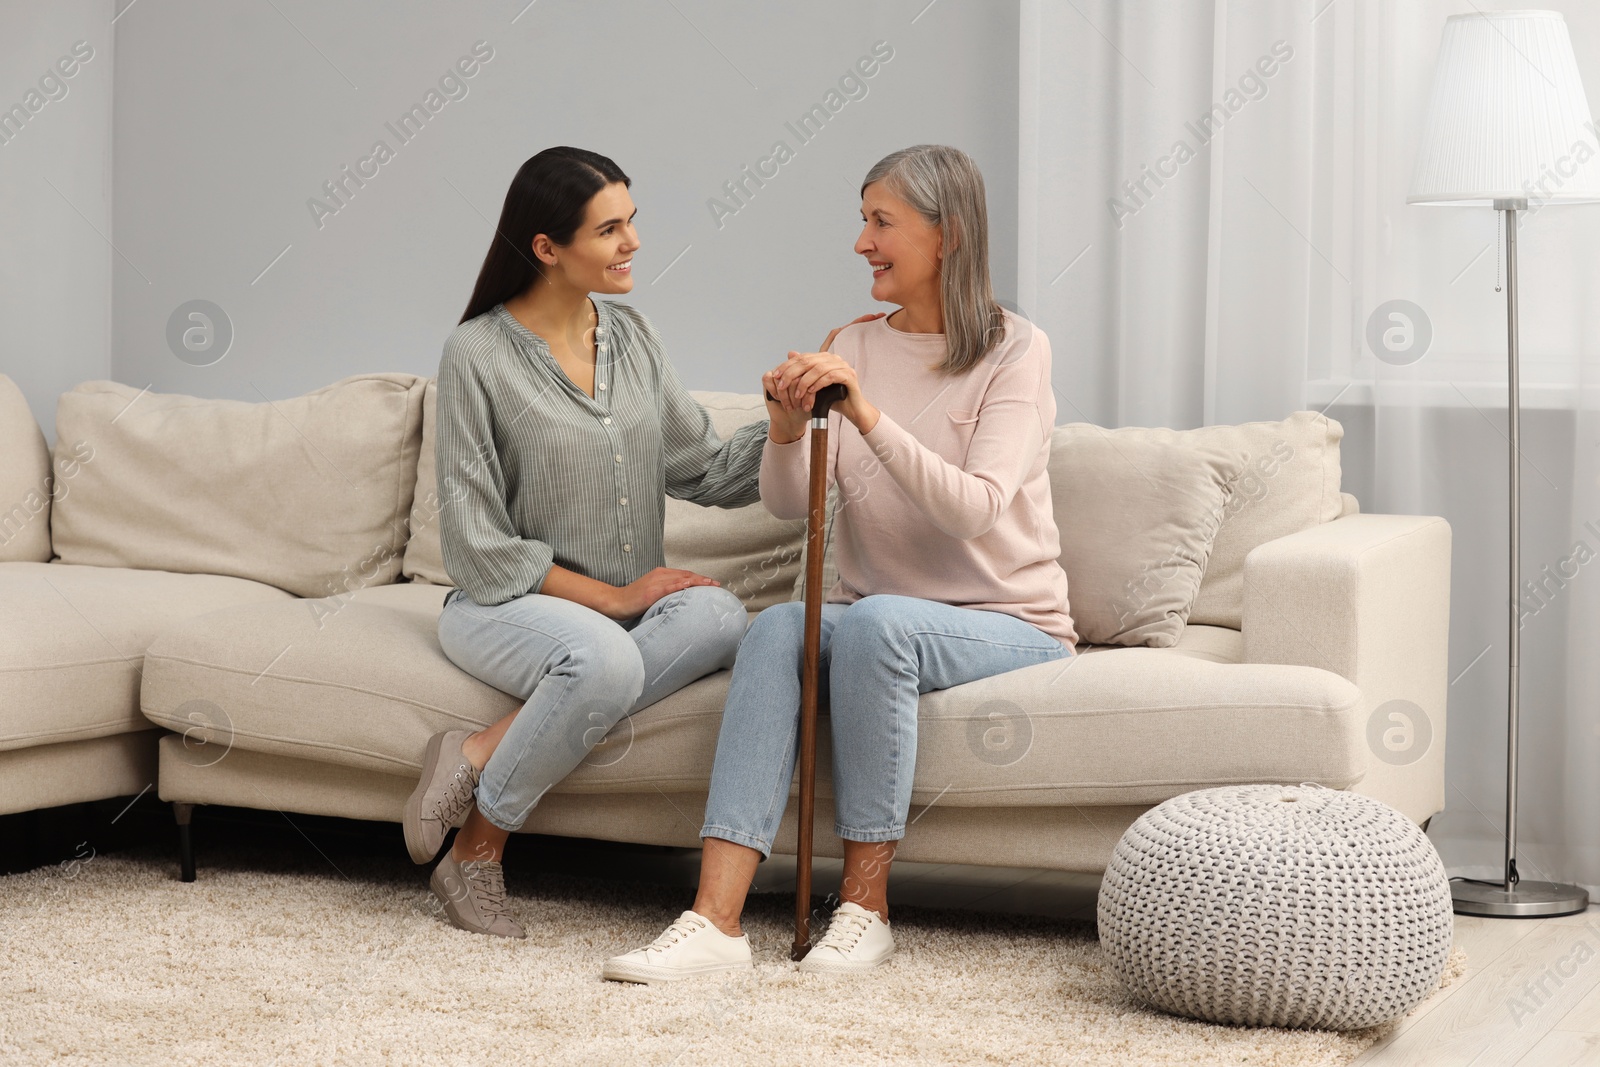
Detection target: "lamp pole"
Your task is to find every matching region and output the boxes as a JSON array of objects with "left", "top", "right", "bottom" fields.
[
  {"left": 1504, "top": 198, "right": 1524, "bottom": 893},
  {"left": 1450, "top": 199, "right": 1588, "bottom": 917}
]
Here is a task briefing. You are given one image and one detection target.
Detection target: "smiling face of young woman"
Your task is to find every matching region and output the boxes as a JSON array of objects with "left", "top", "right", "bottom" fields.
[
  {"left": 855, "top": 178, "right": 944, "bottom": 315},
  {"left": 535, "top": 180, "right": 640, "bottom": 295}
]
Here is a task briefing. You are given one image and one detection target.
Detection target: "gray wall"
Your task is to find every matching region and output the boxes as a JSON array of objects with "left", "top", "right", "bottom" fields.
[
  {"left": 0, "top": 1, "right": 114, "bottom": 446},
  {"left": 93, "top": 0, "right": 1017, "bottom": 415}
]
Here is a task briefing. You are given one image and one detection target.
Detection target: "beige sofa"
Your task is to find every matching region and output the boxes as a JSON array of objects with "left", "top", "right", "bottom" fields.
[{"left": 0, "top": 372, "right": 1450, "bottom": 882}]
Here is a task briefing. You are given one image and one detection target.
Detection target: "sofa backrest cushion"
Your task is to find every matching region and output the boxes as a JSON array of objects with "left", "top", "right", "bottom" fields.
[
  {"left": 400, "top": 378, "right": 447, "bottom": 586},
  {"left": 1183, "top": 411, "right": 1345, "bottom": 628},
  {"left": 401, "top": 383, "right": 804, "bottom": 611},
  {"left": 0, "top": 374, "right": 54, "bottom": 563},
  {"left": 1048, "top": 424, "right": 1245, "bottom": 647},
  {"left": 51, "top": 374, "right": 427, "bottom": 598}
]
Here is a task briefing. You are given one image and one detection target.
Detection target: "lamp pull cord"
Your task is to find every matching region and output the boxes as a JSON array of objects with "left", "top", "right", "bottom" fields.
[{"left": 1496, "top": 211, "right": 1504, "bottom": 293}]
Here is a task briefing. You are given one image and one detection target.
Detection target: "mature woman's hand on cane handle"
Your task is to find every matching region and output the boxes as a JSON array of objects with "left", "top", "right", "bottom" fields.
[
  {"left": 763, "top": 377, "right": 850, "bottom": 444},
  {"left": 763, "top": 314, "right": 884, "bottom": 444},
  {"left": 765, "top": 351, "right": 880, "bottom": 435}
]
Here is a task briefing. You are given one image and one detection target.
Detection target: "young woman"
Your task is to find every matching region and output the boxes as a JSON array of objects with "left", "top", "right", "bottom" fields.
[
  {"left": 410, "top": 147, "right": 792, "bottom": 938},
  {"left": 603, "top": 144, "right": 1079, "bottom": 981}
]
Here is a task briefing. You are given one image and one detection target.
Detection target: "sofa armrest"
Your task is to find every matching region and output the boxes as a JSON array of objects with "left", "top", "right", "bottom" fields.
[{"left": 1241, "top": 513, "right": 1451, "bottom": 823}]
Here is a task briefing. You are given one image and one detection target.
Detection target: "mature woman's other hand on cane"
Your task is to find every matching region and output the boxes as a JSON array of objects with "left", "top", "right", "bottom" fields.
[
  {"left": 604, "top": 567, "right": 720, "bottom": 620},
  {"left": 770, "top": 350, "right": 880, "bottom": 435},
  {"left": 763, "top": 314, "right": 882, "bottom": 445},
  {"left": 762, "top": 367, "right": 811, "bottom": 445}
]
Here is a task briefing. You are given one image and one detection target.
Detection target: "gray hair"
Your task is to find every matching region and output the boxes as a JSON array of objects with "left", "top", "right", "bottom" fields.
[{"left": 860, "top": 144, "right": 1006, "bottom": 375}]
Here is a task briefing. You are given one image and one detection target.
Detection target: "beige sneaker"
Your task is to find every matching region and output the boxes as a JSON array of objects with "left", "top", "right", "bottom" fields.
[
  {"left": 428, "top": 849, "right": 525, "bottom": 939},
  {"left": 404, "top": 729, "right": 479, "bottom": 864},
  {"left": 602, "top": 909, "right": 753, "bottom": 984},
  {"left": 797, "top": 901, "right": 895, "bottom": 974}
]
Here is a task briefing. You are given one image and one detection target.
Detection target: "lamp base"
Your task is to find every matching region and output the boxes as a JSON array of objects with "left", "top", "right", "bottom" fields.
[{"left": 1452, "top": 879, "right": 1590, "bottom": 918}]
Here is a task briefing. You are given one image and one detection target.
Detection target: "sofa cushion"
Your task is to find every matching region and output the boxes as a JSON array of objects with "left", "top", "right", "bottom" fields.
[
  {"left": 140, "top": 583, "right": 465, "bottom": 774},
  {"left": 0, "top": 374, "right": 55, "bottom": 563},
  {"left": 141, "top": 584, "right": 1361, "bottom": 808},
  {"left": 50, "top": 374, "right": 428, "bottom": 599},
  {"left": 140, "top": 581, "right": 762, "bottom": 782},
  {"left": 909, "top": 626, "right": 1365, "bottom": 806},
  {"left": 401, "top": 383, "right": 803, "bottom": 611},
  {"left": 1048, "top": 424, "right": 1244, "bottom": 647},
  {"left": 399, "top": 378, "right": 448, "bottom": 586},
  {"left": 1186, "top": 411, "right": 1345, "bottom": 628},
  {"left": 143, "top": 582, "right": 490, "bottom": 775},
  {"left": 0, "top": 561, "right": 291, "bottom": 751}
]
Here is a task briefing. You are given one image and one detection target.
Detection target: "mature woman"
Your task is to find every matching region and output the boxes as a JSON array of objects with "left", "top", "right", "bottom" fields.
[
  {"left": 407, "top": 146, "right": 802, "bottom": 938},
  {"left": 604, "top": 144, "right": 1078, "bottom": 981}
]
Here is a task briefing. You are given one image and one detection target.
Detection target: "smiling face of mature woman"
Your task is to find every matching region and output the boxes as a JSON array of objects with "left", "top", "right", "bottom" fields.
[
  {"left": 533, "top": 180, "right": 640, "bottom": 296},
  {"left": 855, "top": 178, "right": 945, "bottom": 330}
]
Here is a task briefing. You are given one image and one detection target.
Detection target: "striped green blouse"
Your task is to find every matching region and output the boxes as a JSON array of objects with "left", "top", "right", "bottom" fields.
[{"left": 435, "top": 299, "right": 768, "bottom": 608}]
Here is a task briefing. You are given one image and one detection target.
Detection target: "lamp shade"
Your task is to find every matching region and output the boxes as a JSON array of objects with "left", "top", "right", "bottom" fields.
[{"left": 1408, "top": 10, "right": 1600, "bottom": 205}]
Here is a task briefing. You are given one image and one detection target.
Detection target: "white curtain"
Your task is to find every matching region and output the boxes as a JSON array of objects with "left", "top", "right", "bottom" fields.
[{"left": 1021, "top": 0, "right": 1600, "bottom": 894}]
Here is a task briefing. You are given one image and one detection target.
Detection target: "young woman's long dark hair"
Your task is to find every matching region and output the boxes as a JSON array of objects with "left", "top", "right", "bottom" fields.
[{"left": 459, "top": 147, "right": 631, "bottom": 325}]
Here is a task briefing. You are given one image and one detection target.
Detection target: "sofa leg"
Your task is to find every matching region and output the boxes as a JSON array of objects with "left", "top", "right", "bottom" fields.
[{"left": 173, "top": 802, "right": 196, "bottom": 882}]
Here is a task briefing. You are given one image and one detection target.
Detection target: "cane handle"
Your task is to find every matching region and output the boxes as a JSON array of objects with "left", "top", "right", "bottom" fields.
[{"left": 764, "top": 382, "right": 848, "bottom": 418}]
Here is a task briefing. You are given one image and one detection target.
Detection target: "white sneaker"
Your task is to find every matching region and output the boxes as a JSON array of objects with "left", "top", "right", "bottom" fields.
[
  {"left": 797, "top": 900, "right": 896, "bottom": 974},
  {"left": 602, "top": 909, "right": 754, "bottom": 984}
]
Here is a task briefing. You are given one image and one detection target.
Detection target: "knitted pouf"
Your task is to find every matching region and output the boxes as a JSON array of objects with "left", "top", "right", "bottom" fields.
[{"left": 1097, "top": 782, "right": 1454, "bottom": 1031}]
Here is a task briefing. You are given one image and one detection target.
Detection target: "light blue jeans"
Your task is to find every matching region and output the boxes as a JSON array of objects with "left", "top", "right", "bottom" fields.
[
  {"left": 437, "top": 583, "right": 749, "bottom": 833},
  {"left": 701, "top": 594, "right": 1074, "bottom": 859}
]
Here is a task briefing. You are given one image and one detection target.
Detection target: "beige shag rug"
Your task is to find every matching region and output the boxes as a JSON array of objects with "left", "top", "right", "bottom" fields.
[{"left": 1, "top": 841, "right": 1467, "bottom": 1066}]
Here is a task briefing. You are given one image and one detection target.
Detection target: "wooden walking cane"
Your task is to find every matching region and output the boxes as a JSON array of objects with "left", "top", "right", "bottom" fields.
[{"left": 765, "top": 380, "right": 848, "bottom": 961}]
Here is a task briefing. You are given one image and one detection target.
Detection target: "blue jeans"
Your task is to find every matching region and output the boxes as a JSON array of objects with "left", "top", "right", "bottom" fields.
[
  {"left": 700, "top": 593, "right": 1074, "bottom": 859},
  {"left": 437, "top": 583, "right": 749, "bottom": 833}
]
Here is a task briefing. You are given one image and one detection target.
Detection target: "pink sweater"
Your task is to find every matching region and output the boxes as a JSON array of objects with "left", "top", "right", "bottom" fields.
[{"left": 761, "top": 310, "right": 1078, "bottom": 648}]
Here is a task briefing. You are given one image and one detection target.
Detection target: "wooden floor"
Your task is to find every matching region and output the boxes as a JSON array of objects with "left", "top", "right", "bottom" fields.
[
  {"left": 1351, "top": 902, "right": 1600, "bottom": 1067},
  {"left": 575, "top": 841, "right": 1600, "bottom": 1067}
]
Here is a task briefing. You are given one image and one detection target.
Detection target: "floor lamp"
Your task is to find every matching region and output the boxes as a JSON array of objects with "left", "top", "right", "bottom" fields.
[{"left": 1407, "top": 10, "right": 1599, "bottom": 918}]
